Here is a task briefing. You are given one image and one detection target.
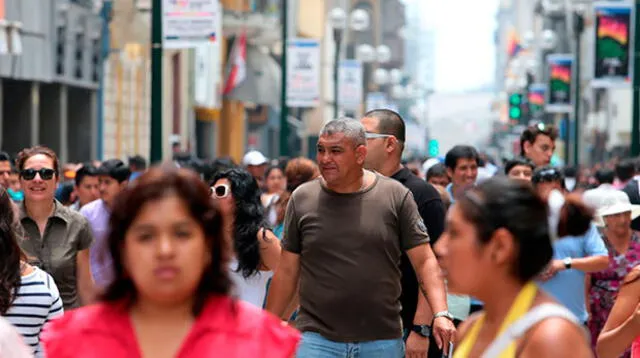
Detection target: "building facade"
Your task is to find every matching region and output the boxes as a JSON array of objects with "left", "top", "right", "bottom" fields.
[{"left": 0, "top": 0, "right": 101, "bottom": 163}]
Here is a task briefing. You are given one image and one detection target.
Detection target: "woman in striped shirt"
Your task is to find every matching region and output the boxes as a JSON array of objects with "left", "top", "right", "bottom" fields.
[{"left": 1, "top": 187, "right": 63, "bottom": 357}]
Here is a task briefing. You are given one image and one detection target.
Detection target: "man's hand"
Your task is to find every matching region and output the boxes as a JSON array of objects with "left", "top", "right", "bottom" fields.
[
  {"left": 432, "top": 317, "right": 456, "bottom": 350},
  {"left": 406, "top": 331, "right": 429, "bottom": 358},
  {"left": 539, "top": 259, "right": 565, "bottom": 282}
]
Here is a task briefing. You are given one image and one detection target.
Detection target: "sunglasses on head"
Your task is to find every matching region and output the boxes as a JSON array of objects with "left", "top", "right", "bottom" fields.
[
  {"left": 210, "top": 184, "right": 231, "bottom": 198},
  {"left": 533, "top": 168, "right": 562, "bottom": 183},
  {"left": 531, "top": 122, "right": 556, "bottom": 136},
  {"left": 20, "top": 168, "right": 57, "bottom": 181}
]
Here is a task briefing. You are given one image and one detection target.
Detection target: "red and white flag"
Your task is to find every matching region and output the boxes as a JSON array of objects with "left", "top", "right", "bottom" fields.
[{"left": 222, "top": 31, "right": 247, "bottom": 95}]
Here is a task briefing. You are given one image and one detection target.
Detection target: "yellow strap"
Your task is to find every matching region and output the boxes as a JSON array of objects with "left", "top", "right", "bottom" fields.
[{"left": 453, "top": 282, "right": 538, "bottom": 358}]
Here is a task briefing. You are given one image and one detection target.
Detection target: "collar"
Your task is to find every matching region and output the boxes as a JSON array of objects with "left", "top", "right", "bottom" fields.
[{"left": 19, "top": 200, "right": 71, "bottom": 224}]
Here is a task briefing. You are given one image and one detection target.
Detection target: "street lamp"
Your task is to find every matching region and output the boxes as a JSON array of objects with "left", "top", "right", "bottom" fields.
[
  {"left": 329, "top": 8, "right": 347, "bottom": 119},
  {"left": 373, "top": 68, "right": 390, "bottom": 86},
  {"left": 376, "top": 45, "right": 392, "bottom": 64},
  {"left": 330, "top": 7, "right": 370, "bottom": 119}
]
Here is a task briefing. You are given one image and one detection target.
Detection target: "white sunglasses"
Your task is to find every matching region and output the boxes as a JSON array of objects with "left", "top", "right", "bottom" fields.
[{"left": 210, "top": 184, "right": 231, "bottom": 198}]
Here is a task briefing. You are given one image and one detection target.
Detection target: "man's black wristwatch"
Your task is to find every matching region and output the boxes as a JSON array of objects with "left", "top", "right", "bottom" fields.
[{"left": 411, "top": 324, "right": 432, "bottom": 338}]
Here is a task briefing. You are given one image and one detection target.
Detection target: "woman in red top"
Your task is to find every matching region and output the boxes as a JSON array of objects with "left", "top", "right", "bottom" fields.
[{"left": 40, "top": 166, "right": 300, "bottom": 358}]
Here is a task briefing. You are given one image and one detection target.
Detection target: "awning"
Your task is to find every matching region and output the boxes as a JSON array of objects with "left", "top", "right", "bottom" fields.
[{"left": 227, "top": 45, "right": 281, "bottom": 106}]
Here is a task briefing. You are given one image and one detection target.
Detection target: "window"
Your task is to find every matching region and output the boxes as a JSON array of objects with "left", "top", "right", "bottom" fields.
[
  {"left": 75, "top": 32, "right": 84, "bottom": 79},
  {"left": 56, "top": 26, "right": 66, "bottom": 75},
  {"left": 91, "top": 39, "right": 100, "bottom": 82}
]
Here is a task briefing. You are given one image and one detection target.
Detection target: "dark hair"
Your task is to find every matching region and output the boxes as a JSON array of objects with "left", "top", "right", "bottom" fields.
[
  {"left": 102, "top": 166, "right": 230, "bottom": 315},
  {"left": 0, "top": 189, "right": 25, "bottom": 314},
  {"left": 0, "top": 151, "right": 10, "bottom": 162},
  {"left": 504, "top": 157, "right": 535, "bottom": 176},
  {"left": 285, "top": 157, "right": 320, "bottom": 192},
  {"left": 615, "top": 159, "right": 636, "bottom": 183},
  {"left": 211, "top": 168, "right": 267, "bottom": 279},
  {"left": 16, "top": 146, "right": 60, "bottom": 175},
  {"left": 55, "top": 181, "right": 76, "bottom": 205},
  {"left": 75, "top": 165, "right": 98, "bottom": 186},
  {"left": 532, "top": 166, "right": 564, "bottom": 186},
  {"left": 128, "top": 155, "right": 147, "bottom": 170},
  {"left": 426, "top": 163, "right": 448, "bottom": 180},
  {"left": 519, "top": 123, "right": 558, "bottom": 155},
  {"left": 203, "top": 157, "right": 237, "bottom": 183},
  {"left": 363, "top": 109, "right": 406, "bottom": 153},
  {"left": 444, "top": 145, "right": 479, "bottom": 170},
  {"left": 98, "top": 159, "right": 131, "bottom": 183},
  {"left": 265, "top": 165, "right": 284, "bottom": 180},
  {"left": 594, "top": 168, "right": 615, "bottom": 185},
  {"left": 457, "top": 177, "right": 591, "bottom": 282}
]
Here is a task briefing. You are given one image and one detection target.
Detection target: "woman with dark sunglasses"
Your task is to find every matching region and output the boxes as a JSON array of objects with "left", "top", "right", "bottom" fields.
[
  {"left": 15, "top": 146, "right": 95, "bottom": 310},
  {"left": 210, "top": 168, "right": 282, "bottom": 308}
]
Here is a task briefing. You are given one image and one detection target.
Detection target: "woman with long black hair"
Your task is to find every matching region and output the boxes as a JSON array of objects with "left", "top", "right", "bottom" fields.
[
  {"left": 0, "top": 187, "right": 63, "bottom": 357},
  {"left": 211, "top": 168, "right": 281, "bottom": 308}
]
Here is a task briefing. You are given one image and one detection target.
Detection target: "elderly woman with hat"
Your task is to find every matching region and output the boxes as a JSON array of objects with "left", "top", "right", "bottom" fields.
[{"left": 587, "top": 188, "right": 640, "bottom": 357}]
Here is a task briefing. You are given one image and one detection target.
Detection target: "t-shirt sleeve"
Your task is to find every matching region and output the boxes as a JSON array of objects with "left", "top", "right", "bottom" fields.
[
  {"left": 583, "top": 224, "right": 608, "bottom": 257},
  {"left": 281, "top": 196, "right": 302, "bottom": 254},
  {"left": 399, "top": 191, "right": 430, "bottom": 250},
  {"left": 76, "top": 217, "right": 94, "bottom": 251}
]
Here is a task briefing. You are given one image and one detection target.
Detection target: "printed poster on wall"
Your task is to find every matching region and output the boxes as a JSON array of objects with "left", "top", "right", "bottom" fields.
[
  {"left": 163, "top": 0, "right": 219, "bottom": 49},
  {"left": 528, "top": 83, "right": 546, "bottom": 118},
  {"left": 592, "top": 1, "right": 632, "bottom": 88},
  {"left": 546, "top": 54, "right": 573, "bottom": 113},
  {"left": 338, "top": 60, "right": 364, "bottom": 112},
  {"left": 286, "top": 38, "right": 321, "bottom": 108}
]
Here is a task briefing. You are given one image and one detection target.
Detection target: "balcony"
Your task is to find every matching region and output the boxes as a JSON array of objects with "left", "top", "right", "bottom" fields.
[{"left": 221, "top": 0, "right": 281, "bottom": 46}]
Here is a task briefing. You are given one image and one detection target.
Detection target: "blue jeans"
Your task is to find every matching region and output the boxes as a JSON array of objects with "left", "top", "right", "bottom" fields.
[{"left": 296, "top": 332, "right": 404, "bottom": 358}]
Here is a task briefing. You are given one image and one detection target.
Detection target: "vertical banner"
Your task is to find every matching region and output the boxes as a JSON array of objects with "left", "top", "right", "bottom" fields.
[
  {"left": 528, "top": 83, "right": 546, "bottom": 119},
  {"left": 592, "top": 1, "right": 632, "bottom": 87},
  {"left": 338, "top": 60, "right": 363, "bottom": 112},
  {"left": 193, "top": 0, "right": 221, "bottom": 109},
  {"left": 546, "top": 54, "right": 573, "bottom": 113},
  {"left": 286, "top": 38, "right": 320, "bottom": 108},
  {"left": 163, "top": 0, "right": 219, "bottom": 49}
]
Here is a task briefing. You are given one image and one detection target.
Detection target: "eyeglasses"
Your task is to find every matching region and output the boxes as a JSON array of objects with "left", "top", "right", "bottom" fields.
[
  {"left": 365, "top": 132, "right": 393, "bottom": 140},
  {"left": 210, "top": 184, "right": 231, "bottom": 198},
  {"left": 20, "top": 168, "right": 57, "bottom": 181}
]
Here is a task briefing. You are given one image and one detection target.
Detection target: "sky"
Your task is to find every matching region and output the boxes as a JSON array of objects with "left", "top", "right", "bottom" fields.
[{"left": 405, "top": 0, "right": 499, "bottom": 92}]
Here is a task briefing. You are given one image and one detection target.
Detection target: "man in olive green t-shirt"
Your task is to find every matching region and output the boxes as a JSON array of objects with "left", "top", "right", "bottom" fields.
[{"left": 266, "top": 118, "right": 455, "bottom": 356}]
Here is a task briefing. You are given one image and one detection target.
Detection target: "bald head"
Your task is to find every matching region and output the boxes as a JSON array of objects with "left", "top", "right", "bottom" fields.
[{"left": 363, "top": 109, "right": 406, "bottom": 154}]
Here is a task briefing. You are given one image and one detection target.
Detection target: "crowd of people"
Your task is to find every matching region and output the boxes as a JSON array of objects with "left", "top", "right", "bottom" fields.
[{"left": 0, "top": 111, "right": 638, "bottom": 357}]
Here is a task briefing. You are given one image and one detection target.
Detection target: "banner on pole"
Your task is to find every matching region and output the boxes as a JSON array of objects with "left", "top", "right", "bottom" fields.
[
  {"left": 286, "top": 38, "right": 321, "bottom": 108},
  {"left": 163, "top": 0, "right": 219, "bottom": 49},
  {"left": 546, "top": 54, "right": 573, "bottom": 113},
  {"left": 338, "top": 60, "right": 363, "bottom": 112},
  {"left": 592, "top": 1, "right": 632, "bottom": 88},
  {"left": 528, "top": 83, "right": 546, "bottom": 118}
]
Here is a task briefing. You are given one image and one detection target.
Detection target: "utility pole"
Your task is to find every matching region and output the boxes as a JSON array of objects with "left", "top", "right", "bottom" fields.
[
  {"left": 632, "top": 0, "right": 640, "bottom": 156},
  {"left": 279, "top": 0, "right": 289, "bottom": 157},
  {"left": 150, "top": 0, "right": 163, "bottom": 163},
  {"left": 573, "top": 12, "right": 584, "bottom": 166}
]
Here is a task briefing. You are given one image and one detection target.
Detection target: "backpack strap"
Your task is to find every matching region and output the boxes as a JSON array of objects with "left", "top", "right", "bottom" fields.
[{"left": 482, "top": 304, "right": 584, "bottom": 358}]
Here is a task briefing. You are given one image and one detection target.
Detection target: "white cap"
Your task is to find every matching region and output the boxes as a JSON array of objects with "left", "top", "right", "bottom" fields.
[
  {"left": 590, "top": 189, "right": 640, "bottom": 227},
  {"left": 242, "top": 150, "right": 268, "bottom": 166},
  {"left": 422, "top": 158, "right": 440, "bottom": 176}
]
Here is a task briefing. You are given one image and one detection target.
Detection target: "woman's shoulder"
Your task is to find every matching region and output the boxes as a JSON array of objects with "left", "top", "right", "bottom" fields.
[
  {"left": 193, "top": 297, "right": 300, "bottom": 356},
  {"left": 41, "top": 301, "right": 134, "bottom": 357}
]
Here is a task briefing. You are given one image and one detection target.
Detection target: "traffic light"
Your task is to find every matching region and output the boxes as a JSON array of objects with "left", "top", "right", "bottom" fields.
[
  {"left": 428, "top": 139, "right": 439, "bottom": 157},
  {"left": 509, "top": 93, "right": 522, "bottom": 121}
]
